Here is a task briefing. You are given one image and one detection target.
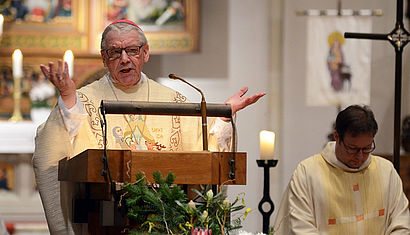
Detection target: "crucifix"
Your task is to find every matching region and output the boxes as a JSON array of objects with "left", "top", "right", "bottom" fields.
[{"left": 345, "top": 0, "right": 409, "bottom": 173}]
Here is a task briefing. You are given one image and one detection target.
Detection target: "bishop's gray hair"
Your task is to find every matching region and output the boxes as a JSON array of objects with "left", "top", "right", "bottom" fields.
[{"left": 100, "top": 22, "right": 147, "bottom": 50}]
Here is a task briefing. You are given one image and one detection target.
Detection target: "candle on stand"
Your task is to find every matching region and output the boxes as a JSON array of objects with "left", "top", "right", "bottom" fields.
[
  {"left": 257, "top": 130, "right": 278, "bottom": 234},
  {"left": 63, "top": 50, "right": 74, "bottom": 78},
  {"left": 0, "top": 14, "right": 4, "bottom": 36},
  {"left": 9, "top": 49, "right": 23, "bottom": 122},
  {"left": 12, "top": 49, "right": 23, "bottom": 78},
  {"left": 260, "top": 130, "right": 275, "bottom": 160}
]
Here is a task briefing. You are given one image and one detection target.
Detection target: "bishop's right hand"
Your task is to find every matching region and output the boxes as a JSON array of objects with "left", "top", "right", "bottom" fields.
[{"left": 40, "top": 59, "right": 78, "bottom": 109}]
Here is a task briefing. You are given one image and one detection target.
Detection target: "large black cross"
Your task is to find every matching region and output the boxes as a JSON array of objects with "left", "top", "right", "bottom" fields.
[{"left": 344, "top": 0, "right": 409, "bottom": 173}]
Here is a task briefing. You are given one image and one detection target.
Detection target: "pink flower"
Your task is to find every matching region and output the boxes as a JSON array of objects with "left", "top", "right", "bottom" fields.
[{"left": 191, "top": 227, "right": 212, "bottom": 235}]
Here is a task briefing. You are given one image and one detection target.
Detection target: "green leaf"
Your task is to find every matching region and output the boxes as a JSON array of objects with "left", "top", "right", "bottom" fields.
[
  {"left": 191, "top": 188, "right": 204, "bottom": 198},
  {"left": 243, "top": 208, "right": 252, "bottom": 220},
  {"left": 153, "top": 171, "right": 163, "bottom": 184},
  {"left": 165, "top": 172, "right": 176, "bottom": 184}
]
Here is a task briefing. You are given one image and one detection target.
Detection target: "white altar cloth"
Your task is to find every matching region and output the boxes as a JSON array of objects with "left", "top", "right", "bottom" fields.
[{"left": 0, "top": 121, "right": 37, "bottom": 154}]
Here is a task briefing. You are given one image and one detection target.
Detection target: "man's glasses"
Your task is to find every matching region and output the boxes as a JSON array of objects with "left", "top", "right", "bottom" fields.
[
  {"left": 341, "top": 139, "right": 376, "bottom": 155},
  {"left": 105, "top": 45, "right": 144, "bottom": 59}
]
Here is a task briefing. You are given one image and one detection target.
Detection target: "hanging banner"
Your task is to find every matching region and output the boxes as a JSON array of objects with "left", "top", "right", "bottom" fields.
[{"left": 306, "top": 16, "right": 372, "bottom": 106}]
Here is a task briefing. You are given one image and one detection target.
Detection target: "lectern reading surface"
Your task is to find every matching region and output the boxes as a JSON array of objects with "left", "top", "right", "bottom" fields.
[{"left": 59, "top": 149, "right": 246, "bottom": 185}]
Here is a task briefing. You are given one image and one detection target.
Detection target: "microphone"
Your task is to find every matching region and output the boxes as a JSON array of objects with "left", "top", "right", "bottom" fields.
[{"left": 169, "top": 73, "right": 208, "bottom": 151}]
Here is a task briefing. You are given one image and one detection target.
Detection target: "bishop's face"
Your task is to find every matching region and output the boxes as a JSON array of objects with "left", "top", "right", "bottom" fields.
[
  {"left": 101, "top": 30, "right": 149, "bottom": 88},
  {"left": 334, "top": 131, "right": 374, "bottom": 169}
]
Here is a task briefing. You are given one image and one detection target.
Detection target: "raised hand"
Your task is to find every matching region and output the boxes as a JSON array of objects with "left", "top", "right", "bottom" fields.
[
  {"left": 40, "top": 60, "right": 77, "bottom": 109},
  {"left": 225, "top": 87, "right": 266, "bottom": 116}
]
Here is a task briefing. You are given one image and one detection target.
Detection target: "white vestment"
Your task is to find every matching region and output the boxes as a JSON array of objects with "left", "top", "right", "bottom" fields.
[
  {"left": 33, "top": 73, "right": 232, "bottom": 234},
  {"left": 273, "top": 142, "right": 410, "bottom": 235}
]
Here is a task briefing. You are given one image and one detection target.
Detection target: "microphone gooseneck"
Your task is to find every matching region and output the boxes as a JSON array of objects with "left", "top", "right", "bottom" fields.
[
  {"left": 169, "top": 73, "right": 208, "bottom": 151},
  {"left": 168, "top": 74, "right": 205, "bottom": 98}
]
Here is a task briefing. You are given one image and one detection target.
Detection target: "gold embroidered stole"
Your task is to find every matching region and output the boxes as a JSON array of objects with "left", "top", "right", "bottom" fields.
[{"left": 71, "top": 76, "right": 203, "bottom": 156}]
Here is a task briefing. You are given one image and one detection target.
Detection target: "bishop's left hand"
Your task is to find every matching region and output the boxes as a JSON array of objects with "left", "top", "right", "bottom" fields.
[{"left": 225, "top": 87, "right": 266, "bottom": 116}]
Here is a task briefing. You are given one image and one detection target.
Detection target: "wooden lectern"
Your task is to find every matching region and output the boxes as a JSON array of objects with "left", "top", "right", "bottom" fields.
[{"left": 58, "top": 149, "right": 246, "bottom": 234}]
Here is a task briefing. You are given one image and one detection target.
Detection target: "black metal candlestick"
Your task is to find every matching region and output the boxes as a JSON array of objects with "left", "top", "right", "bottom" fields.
[{"left": 257, "top": 159, "right": 278, "bottom": 234}]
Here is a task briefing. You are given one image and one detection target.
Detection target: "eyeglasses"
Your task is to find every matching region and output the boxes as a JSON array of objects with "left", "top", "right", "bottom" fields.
[
  {"left": 104, "top": 45, "right": 144, "bottom": 59},
  {"left": 341, "top": 139, "right": 376, "bottom": 155}
]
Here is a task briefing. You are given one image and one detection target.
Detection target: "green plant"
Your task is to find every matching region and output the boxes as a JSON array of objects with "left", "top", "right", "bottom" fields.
[{"left": 122, "top": 172, "right": 250, "bottom": 235}]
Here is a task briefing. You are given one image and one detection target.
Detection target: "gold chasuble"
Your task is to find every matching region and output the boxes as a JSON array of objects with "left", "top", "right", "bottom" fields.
[
  {"left": 33, "top": 73, "right": 223, "bottom": 235},
  {"left": 273, "top": 142, "right": 410, "bottom": 235},
  {"left": 73, "top": 73, "right": 214, "bottom": 156}
]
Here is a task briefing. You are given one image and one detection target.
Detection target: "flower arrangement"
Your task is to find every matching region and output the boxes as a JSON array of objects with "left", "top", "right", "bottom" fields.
[
  {"left": 121, "top": 171, "right": 251, "bottom": 235},
  {"left": 29, "top": 77, "right": 56, "bottom": 108}
]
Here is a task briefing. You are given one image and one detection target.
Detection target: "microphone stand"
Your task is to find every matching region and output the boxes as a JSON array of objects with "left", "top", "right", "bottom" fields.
[
  {"left": 99, "top": 106, "right": 116, "bottom": 198},
  {"left": 200, "top": 96, "right": 208, "bottom": 151},
  {"left": 169, "top": 74, "right": 208, "bottom": 151}
]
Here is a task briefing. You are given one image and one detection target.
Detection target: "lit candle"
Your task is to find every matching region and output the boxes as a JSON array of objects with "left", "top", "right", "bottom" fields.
[
  {"left": 12, "top": 49, "right": 23, "bottom": 78},
  {"left": 0, "top": 14, "right": 4, "bottom": 36},
  {"left": 260, "top": 130, "right": 275, "bottom": 160},
  {"left": 63, "top": 50, "right": 74, "bottom": 78}
]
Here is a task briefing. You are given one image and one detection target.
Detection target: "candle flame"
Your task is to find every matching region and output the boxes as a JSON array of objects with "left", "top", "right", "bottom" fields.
[
  {"left": 13, "top": 49, "right": 22, "bottom": 57},
  {"left": 64, "top": 50, "right": 73, "bottom": 61},
  {"left": 63, "top": 50, "right": 74, "bottom": 78}
]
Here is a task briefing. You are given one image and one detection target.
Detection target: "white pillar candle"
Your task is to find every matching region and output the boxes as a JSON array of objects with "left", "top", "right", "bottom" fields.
[
  {"left": 12, "top": 49, "right": 23, "bottom": 78},
  {"left": 0, "top": 14, "right": 4, "bottom": 36},
  {"left": 260, "top": 130, "right": 275, "bottom": 160},
  {"left": 63, "top": 50, "right": 74, "bottom": 78}
]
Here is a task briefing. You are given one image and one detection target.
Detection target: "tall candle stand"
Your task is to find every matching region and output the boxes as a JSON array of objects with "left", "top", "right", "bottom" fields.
[
  {"left": 9, "top": 76, "right": 23, "bottom": 122},
  {"left": 257, "top": 159, "right": 278, "bottom": 234}
]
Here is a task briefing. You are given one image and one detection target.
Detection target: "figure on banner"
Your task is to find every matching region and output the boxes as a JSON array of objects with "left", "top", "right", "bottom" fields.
[{"left": 327, "top": 31, "right": 352, "bottom": 92}]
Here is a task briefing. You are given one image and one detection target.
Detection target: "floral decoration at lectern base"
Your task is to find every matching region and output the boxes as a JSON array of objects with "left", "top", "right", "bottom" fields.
[{"left": 121, "top": 171, "right": 251, "bottom": 235}]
